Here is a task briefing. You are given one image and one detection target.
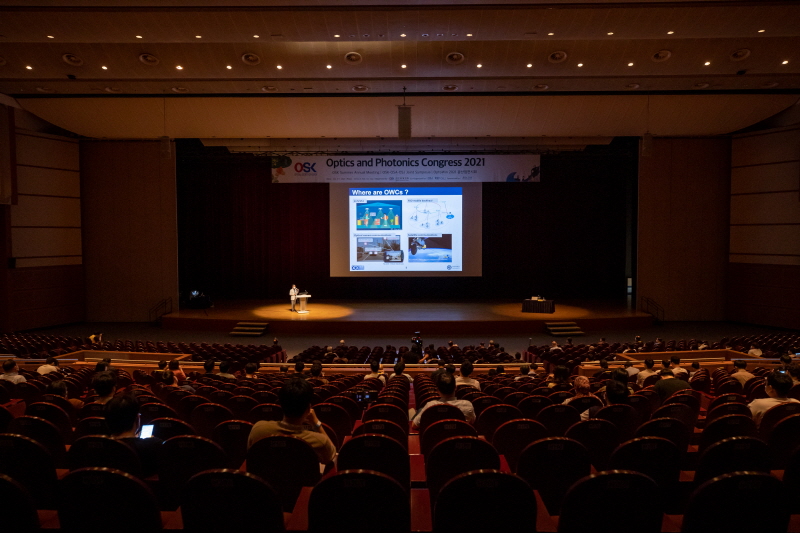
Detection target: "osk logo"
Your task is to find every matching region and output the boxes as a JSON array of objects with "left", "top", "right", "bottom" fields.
[{"left": 294, "top": 162, "right": 317, "bottom": 173}]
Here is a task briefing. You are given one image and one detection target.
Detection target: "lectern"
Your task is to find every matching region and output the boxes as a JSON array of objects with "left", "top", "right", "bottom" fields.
[{"left": 296, "top": 294, "right": 311, "bottom": 314}]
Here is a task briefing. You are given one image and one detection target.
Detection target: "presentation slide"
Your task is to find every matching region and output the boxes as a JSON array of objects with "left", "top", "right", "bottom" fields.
[
  {"left": 330, "top": 183, "right": 481, "bottom": 277},
  {"left": 349, "top": 187, "right": 462, "bottom": 272}
]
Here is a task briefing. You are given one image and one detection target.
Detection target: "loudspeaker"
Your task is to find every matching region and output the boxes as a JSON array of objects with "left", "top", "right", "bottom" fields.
[{"left": 398, "top": 106, "right": 412, "bottom": 139}]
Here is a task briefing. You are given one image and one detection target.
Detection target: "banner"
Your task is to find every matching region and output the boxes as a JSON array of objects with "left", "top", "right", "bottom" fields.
[{"left": 271, "top": 154, "right": 540, "bottom": 183}]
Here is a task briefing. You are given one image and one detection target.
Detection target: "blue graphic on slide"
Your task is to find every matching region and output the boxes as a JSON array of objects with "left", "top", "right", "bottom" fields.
[{"left": 408, "top": 236, "right": 452, "bottom": 262}]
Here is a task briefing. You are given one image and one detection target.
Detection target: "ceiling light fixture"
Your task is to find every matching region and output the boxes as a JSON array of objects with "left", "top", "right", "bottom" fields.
[
  {"left": 782, "top": 60, "right": 789, "bottom": 65},
  {"left": 667, "top": 31, "right": 674, "bottom": 35},
  {"left": 627, "top": 62, "right": 634, "bottom": 66},
  {"left": 276, "top": 65, "right": 282, "bottom": 69},
  {"left": 526, "top": 63, "right": 532, "bottom": 68},
  {"left": 578, "top": 63, "right": 584, "bottom": 67},
  {"left": 326, "top": 64, "right": 332, "bottom": 69},
  {"left": 547, "top": 33, "right": 554, "bottom": 36},
  {"left": 253, "top": 35, "right": 259, "bottom": 38},
  {"left": 400, "top": 34, "right": 406, "bottom": 37},
  {"left": 25, "top": 65, "right": 32, "bottom": 70},
  {"left": 136, "top": 35, "right": 142, "bottom": 39},
  {"left": 334, "top": 35, "right": 340, "bottom": 38},
  {"left": 47, "top": 35, "right": 54, "bottom": 39},
  {"left": 758, "top": 29, "right": 765, "bottom": 33},
  {"left": 401, "top": 64, "right": 407, "bottom": 68},
  {"left": 101, "top": 66, "right": 108, "bottom": 70},
  {"left": 466, "top": 34, "right": 473, "bottom": 37},
  {"left": 607, "top": 32, "right": 614, "bottom": 35},
  {"left": 176, "top": 65, "right": 183, "bottom": 69},
  {"left": 195, "top": 36, "right": 202, "bottom": 39},
  {"left": 476, "top": 63, "right": 482, "bottom": 68},
  {"left": 226, "top": 65, "right": 232, "bottom": 69},
  {"left": 704, "top": 61, "right": 711, "bottom": 66}
]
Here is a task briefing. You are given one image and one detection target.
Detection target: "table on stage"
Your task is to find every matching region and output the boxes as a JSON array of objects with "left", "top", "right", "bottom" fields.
[{"left": 522, "top": 299, "right": 555, "bottom": 313}]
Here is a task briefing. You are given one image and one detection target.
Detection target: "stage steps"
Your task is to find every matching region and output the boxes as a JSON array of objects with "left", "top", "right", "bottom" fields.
[
  {"left": 229, "top": 321, "right": 269, "bottom": 337},
  {"left": 545, "top": 321, "right": 584, "bottom": 337}
]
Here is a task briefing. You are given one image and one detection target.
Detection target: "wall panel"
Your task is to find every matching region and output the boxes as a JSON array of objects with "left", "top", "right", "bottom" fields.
[
  {"left": 731, "top": 162, "right": 800, "bottom": 195},
  {"left": 16, "top": 166, "right": 80, "bottom": 197},
  {"left": 10, "top": 195, "right": 81, "bottom": 227}
]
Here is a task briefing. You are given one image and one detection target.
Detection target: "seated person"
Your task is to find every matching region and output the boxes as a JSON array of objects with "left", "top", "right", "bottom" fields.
[
  {"left": 669, "top": 356, "right": 688, "bottom": 379},
  {"left": 46, "top": 380, "right": 84, "bottom": 411},
  {"left": 291, "top": 361, "right": 306, "bottom": 380},
  {"left": 748, "top": 370, "right": 800, "bottom": 427},
  {"left": 203, "top": 359, "right": 216, "bottom": 375},
  {"left": 91, "top": 371, "right": 117, "bottom": 404},
  {"left": 730, "top": 360, "right": 755, "bottom": 386},
  {"left": 624, "top": 361, "right": 639, "bottom": 378},
  {"left": 0, "top": 359, "right": 26, "bottom": 384},
  {"left": 364, "top": 360, "right": 386, "bottom": 384},
  {"left": 586, "top": 380, "right": 630, "bottom": 418},
  {"left": 247, "top": 378, "right": 335, "bottom": 465},
  {"left": 309, "top": 361, "right": 327, "bottom": 384},
  {"left": 637, "top": 359, "right": 658, "bottom": 387},
  {"left": 389, "top": 362, "right": 413, "bottom": 383},
  {"left": 168, "top": 359, "right": 187, "bottom": 383},
  {"left": 495, "top": 365, "right": 506, "bottom": 376},
  {"left": 430, "top": 360, "right": 447, "bottom": 382},
  {"left": 653, "top": 369, "right": 691, "bottom": 401},
  {"left": 597, "top": 368, "right": 635, "bottom": 395},
  {"left": 411, "top": 372, "right": 476, "bottom": 428},
  {"left": 152, "top": 360, "right": 168, "bottom": 380},
  {"left": 688, "top": 361, "right": 701, "bottom": 379},
  {"left": 105, "top": 394, "right": 163, "bottom": 477},
  {"left": 162, "top": 370, "right": 196, "bottom": 394},
  {"left": 515, "top": 365, "right": 533, "bottom": 381},
  {"left": 37, "top": 357, "right": 60, "bottom": 375},
  {"left": 747, "top": 344, "right": 763, "bottom": 357},
  {"left": 455, "top": 361, "right": 481, "bottom": 390},
  {"left": 563, "top": 375, "right": 601, "bottom": 420},
  {"left": 217, "top": 360, "right": 237, "bottom": 380},
  {"left": 788, "top": 364, "right": 800, "bottom": 387},
  {"left": 547, "top": 365, "right": 573, "bottom": 391},
  {"left": 592, "top": 359, "right": 611, "bottom": 380},
  {"left": 780, "top": 354, "right": 794, "bottom": 371},
  {"left": 244, "top": 362, "right": 260, "bottom": 380}
]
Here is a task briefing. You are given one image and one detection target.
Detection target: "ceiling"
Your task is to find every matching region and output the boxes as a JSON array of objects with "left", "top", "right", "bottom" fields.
[{"left": 1, "top": 0, "right": 799, "bottom": 140}]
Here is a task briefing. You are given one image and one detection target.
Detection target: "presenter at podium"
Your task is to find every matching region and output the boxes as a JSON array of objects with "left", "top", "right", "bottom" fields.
[{"left": 290, "top": 285, "right": 299, "bottom": 312}]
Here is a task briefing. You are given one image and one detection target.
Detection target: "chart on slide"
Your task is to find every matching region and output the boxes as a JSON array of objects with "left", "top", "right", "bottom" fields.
[{"left": 348, "top": 187, "right": 462, "bottom": 272}]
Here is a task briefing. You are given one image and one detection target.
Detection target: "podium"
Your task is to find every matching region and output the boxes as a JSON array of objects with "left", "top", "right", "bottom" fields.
[{"left": 296, "top": 294, "right": 311, "bottom": 314}]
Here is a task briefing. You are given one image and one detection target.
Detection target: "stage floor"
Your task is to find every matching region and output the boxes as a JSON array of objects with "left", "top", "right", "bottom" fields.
[{"left": 162, "top": 299, "right": 653, "bottom": 336}]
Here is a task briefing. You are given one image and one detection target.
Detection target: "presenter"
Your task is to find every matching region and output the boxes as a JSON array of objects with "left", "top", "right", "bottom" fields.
[{"left": 290, "top": 284, "right": 299, "bottom": 312}]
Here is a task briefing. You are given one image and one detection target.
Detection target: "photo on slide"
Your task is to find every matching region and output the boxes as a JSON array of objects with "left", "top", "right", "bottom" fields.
[
  {"left": 356, "top": 236, "right": 403, "bottom": 262},
  {"left": 355, "top": 201, "right": 402, "bottom": 230},
  {"left": 408, "top": 235, "right": 452, "bottom": 262}
]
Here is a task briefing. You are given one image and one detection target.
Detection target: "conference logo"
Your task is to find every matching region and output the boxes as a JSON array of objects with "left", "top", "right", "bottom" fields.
[
  {"left": 351, "top": 265, "right": 364, "bottom": 270},
  {"left": 293, "top": 162, "right": 318, "bottom": 173},
  {"left": 447, "top": 265, "right": 452, "bottom": 270}
]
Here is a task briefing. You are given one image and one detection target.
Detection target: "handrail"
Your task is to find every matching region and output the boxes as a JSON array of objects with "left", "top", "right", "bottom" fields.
[
  {"left": 148, "top": 297, "right": 173, "bottom": 323},
  {"left": 639, "top": 296, "right": 665, "bottom": 323}
]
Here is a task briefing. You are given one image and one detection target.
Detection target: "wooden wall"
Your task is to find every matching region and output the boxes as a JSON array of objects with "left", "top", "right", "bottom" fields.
[
  {"left": 80, "top": 140, "right": 179, "bottom": 322},
  {"left": 728, "top": 126, "right": 800, "bottom": 329},
  {"left": 1, "top": 105, "right": 85, "bottom": 331},
  {"left": 637, "top": 137, "right": 731, "bottom": 321}
]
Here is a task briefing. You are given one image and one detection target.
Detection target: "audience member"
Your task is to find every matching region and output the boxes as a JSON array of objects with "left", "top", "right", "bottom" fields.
[
  {"left": 46, "top": 380, "right": 84, "bottom": 411},
  {"left": 653, "top": 369, "right": 691, "bottom": 401},
  {"left": 730, "top": 360, "right": 755, "bottom": 386},
  {"left": 689, "top": 361, "right": 701, "bottom": 378},
  {"left": 364, "top": 360, "right": 386, "bottom": 384},
  {"left": 495, "top": 365, "right": 506, "bottom": 376},
  {"left": 748, "top": 370, "right": 800, "bottom": 427},
  {"left": 153, "top": 360, "right": 168, "bottom": 379},
  {"left": 91, "top": 371, "right": 116, "bottom": 404},
  {"left": 244, "top": 362, "right": 260, "bottom": 379},
  {"left": 168, "top": 359, "right": 186, "bottom": 383},
  {"left": 669, "top": 356, "right": 688, "bottom": 378},
  {"left": 455, "top": 361, "right": 481, "bottom": 390},
  {"left": 37, "top": 357, "right": 60, "bottom": 375},
  {"left": 279, "top": 365, "right": 290, "bottom": 373},
  {"left": 637, "top": 359, "right": 658, "bottom": 387},
  {"left": 162, "top": 369, "right": 196, "bottom": 393},
  {"left": 624, "top": 361, "right": 639, "bottom": 378},
  {"left": 563, "top": 375, "right": 600, "bottom": 420},
  {"left": 515, "top": 365, "right": 532, "bottom": 380},
  {"left": 780, "top": 354, "right": 794, "bottom": 371},
  {"left": 788, "top": 364, "right": 800, "bottom": 386},
  {"left": 247, "top": 378, "right": 335, "bottom": 465},
  {"left": 94, "top": 361, "right": 109, "bottom": 372},
  {"left": 218, "top": 360, "right": 237, "bottom": 380},
  {"left": 390, "top": 362, "right": 413, "bottom": 383},
  {"left": 105, "top": 394, "right": 163, "bottom": 476},
  {"left": 747, "top": 344, "right": 763, "bottom": 357},
  {"left": 592, "top": 359, "right": 610, "bottom": 379},
  {"left": 202, "top": 359, "right": 215, "bottom": 374},
  {"left": 412, "top": 373, "right": 476, "bottom": 428},
  {"left": 547, "top": 365, "right": 572, "bottom": 391},
  {"left": 549, "top": 341, "right": 563, "bottom": 353},
  {"left": 430, "top": 360, "right": 447, "bottom": 383},
  {"left": 309, "top": 361, "right": 327, "bottom": 384}
]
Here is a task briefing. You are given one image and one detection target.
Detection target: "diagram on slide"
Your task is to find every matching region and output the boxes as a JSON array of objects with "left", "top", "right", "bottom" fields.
[{"left": 408, "top": 201, "right": 456, "bottom": 230}]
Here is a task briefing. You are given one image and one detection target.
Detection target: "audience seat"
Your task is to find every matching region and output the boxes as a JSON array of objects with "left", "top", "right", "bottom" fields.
[
  {"left": 417, "top": 403, "right": 466, "bottom": 433},
  {"left": 758, "top": 402, "right": 800, "bottom": 441},
  {"left": 353, "top": 419, "right": 408, "bottom": 450},
  {"left": 609, "top": 437, "right": 681, "bottom": 494},
  {"left": 247, "top": 435, "right": 322, "bottom": 511},
  {"left": 766, "top": 414, "right": 800, "bottom": 468},
  {"left": 180, "top": 469, "right": 285, "bottom": 533},
  {"left": 337, "top": 433, "right": 410, "bottom": 490},
  {"left": 564, "top": 419, "right": 620, "bottom": 470},
  {"left": 470, "top": 395, "right": 500, "bottom": 417},
  {"left": 314, "top": 402, "right": 354, "bottom": 441},
  {"left": 73, "top": 416, "right": 110, "bottom": 439},
  {"left": 420, "top": 419, "right": 478, "bottom": 457},
  {"left": 66, "top": 435, "right": 142, "bottom": 477},
  {"left": 0, "top": 473, "right": 39, "bottom": 532},
  {"left": 308, "top": 470, "right": 409, "bottom": 533},
  {"left": 0, "top": 434, "right": 58, "bottom": 507},
  {"left": 78, "top": 402, "right": 108, "bottom": 420},
  {"left": 491, "top": 418, "right": 548, "bottom": 473},
  {"left": 651, "top": 403, "right": 697, "bottom": 429},
  {"left": 188, "top": 403, "right": 234, "bottom": 439},
  {"left": 594, "top": 404, "right": 641, "bottom": 442},
  {"left": 698, "top": 414, "right": 757, "bottom": 452},
  {"left": 158, "top": 435, "right": 228, "bottom": 510},
  {"left": 425, "top": 436, "right": 500, "bottom": 505},
  {"left": 212, "top": 419, "right": 254, "bottom": 468},
  {"left": 536, "top": 404, "right": 581, "bottom": 437},
  {"left": 139, "top": 402, "right": 180, "bottom": 424},
  {"left": 517, "top": 395, "right": 553, "bottom": 419},
  {"left": 225, "top": 395, "right": 259, "bottom": 418},
  {"left": 57, "top": 467, "right": 163, "bottom": 532},
  {"left": 248, "top": 403, "right": 283, "bottom": 423},
  {"left": 475, "top": 403, "right": 523, "bottom": 440},
  {"left": 635, "top": 417, "right": 691, "bottom": 454},
  {"left": 681, "top": 472, "right": 790, "bottom": 533},
  {"left": 694, "top": 436, "right": 770, "bottom": 485},
  {"left": 9, "top": 415, "right": 66, "bottom": 467},
  {"left": 567, "top": 395, "right": 603, "bottom": 414},
  {"left": 705, "top": 402, "right": 752, "bottom": 425},
  {"left": 0, "top": 404, "right": 13, "bottom": 432},
  {"left": 151, "top": 417, "right": 196, "bottom": 440},
  {"left": 176, "top": 395, "right": 207, "bottom": 418},
  {"left": 363, "top": 403, "right": 409, "bottom": 431},
  {"left": 557, "top": 471, "right": 662, "bottom": 533},
  {"left": 433, "top": 470, "right": 536, "bottom": 533}
]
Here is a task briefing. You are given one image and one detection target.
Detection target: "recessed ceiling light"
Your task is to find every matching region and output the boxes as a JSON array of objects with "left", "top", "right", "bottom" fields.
[
  {"left": 334, "top": 35, "right": 340, "bottom": 38},
  {"left": 578, "top": 63, "right": 584, "bottom": 67},
  {"left": 176, "top": 65, "right": 183, "bottom": 70},
  {"left": 101, "top": 66, "right": 108, "bottom": 70},
  {"left": 253, "top": 35, "right": 259, "bottom": 38},
  {"left": 400, "top": 34, "right": 406, "bottom": 37},
  {"left": 421, "top": 33, "right": 429, "bottom": 37},
  {"left": 326, "top": 64, "right": 332, "bottom": 69},
  {"left": 195, "top": 36, "right": 202, "bottom": 39},
  {"left": 607, "top": 32, "right": 614, "bottom": 35},
  {"left": 627, "top": 62, "right": 634, "bottom": 66},
  {"left": 758, "top": 29, "right": 765, "bottom": 33},
  {"left": 226, "top": 65, "right": 232, "bottom": 69},
  {"left": 136, "top": 35, "right": 142, "bottom": 39},
  {"left": 466, "top": 34, "right": 473, "bottom": 37},
  {"left": 476, "top": 63, "right": 482, "bottom": 68},
  {"left": 526, "top": 63, "right": 532, "bottom": 68},
  {"left": 25, "top": 66, "right": 32, "bottom": 70},
  {"left": 276, "top": 65, "right": 282, "bottom": 69},
  {"left": 547, "top": 33, "right": 554, "bottom": 36},
  {"left": 782, "top": 60, "right": 789, "bottom": 65},
  {"left": 47, "top": 35, "right": 54, "bottom": 39},
  {"left": 704, "top": 61, "right": 711, "bottom": 66},
  {"left": 401, "top": 64, "right": 407, "bottom": 68},
  {"left": 667, "top": 31, "right": 674, "bottom": 35}
]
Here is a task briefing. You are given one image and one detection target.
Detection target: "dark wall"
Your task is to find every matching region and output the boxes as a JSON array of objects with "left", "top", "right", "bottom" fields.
[{"left": 177, "top": 139, "right": 635, "bottom": 302}]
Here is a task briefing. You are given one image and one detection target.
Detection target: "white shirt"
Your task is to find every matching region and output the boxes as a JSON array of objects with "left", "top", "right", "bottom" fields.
[
  {"left": 412, "top": 396, "right": 476, "bottom": 428},
  {"left": 748, "top": 397, "right": 800, "bottom": 427},
  {"left": 748, "top": 349, "right": 763, "bottom": 357},
  {"left": 626, "top": 367, "right": 640, "bottom": 377},
  {"left": 637, "top": 368, "right": 658, "bottom": 386},
  {"left": 455, "top": 376, "right": 481, "bottom": 390},
  {"left": 289, "top": 287, "right": 299, "bottom": 300},
  {"left": 390, "top": 372, "right": 413, "bottom": 383},
  {"left": 365, "top": 372, "right": 386, "bottom": 384},
  {"left": 37, "top": 364, "right": 59, "bottom": 375}
]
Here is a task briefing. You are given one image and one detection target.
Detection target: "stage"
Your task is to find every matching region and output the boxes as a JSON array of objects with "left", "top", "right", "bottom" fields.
[{"left": 161, "top": 299, "right": 653, "bottom": 336}]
